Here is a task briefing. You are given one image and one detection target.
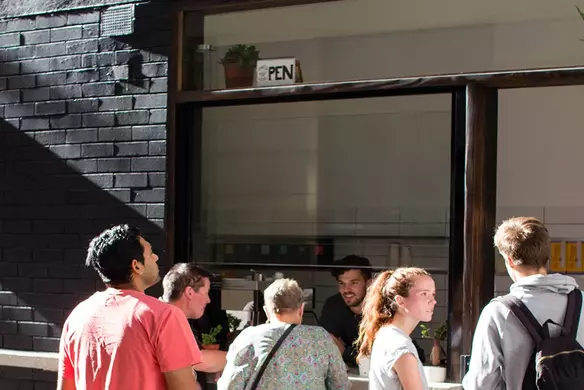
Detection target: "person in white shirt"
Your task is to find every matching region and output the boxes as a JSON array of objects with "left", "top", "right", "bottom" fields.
[{"left": 356, "top": 267, "right": 437, "bottom": 390}]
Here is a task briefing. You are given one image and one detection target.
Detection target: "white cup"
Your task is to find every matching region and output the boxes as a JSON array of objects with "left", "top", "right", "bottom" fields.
[{"left": 358, "top": 356, "right": 370, "bottom": 377}]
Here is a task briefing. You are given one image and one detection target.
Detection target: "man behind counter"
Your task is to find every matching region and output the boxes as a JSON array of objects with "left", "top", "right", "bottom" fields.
[
  {"left": 320, "top": 255, "right": 372, "bottom": 367},
  {"left": 320, "top": 255, "right": 425, "bottom": 367}
]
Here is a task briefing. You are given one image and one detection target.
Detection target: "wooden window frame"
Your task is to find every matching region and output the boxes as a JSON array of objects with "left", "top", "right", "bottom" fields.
[{"left": 165, "top": 0, "right": 584, "bottom": 381}]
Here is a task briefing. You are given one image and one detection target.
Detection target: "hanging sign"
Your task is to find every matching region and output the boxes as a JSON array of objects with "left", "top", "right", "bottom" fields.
[{"left": 256, "top": 57, "right": 298, "bottom": 86}]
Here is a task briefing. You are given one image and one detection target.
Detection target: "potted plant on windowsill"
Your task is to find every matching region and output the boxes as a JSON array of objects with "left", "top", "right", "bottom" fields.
[
  {"left": 201, "top": 324, "right": 223, "bottom": 350},
  {"left": 220, "top": 44, "right": 260, "bottom": 88},
  {"left": 420, "top": 321, "right": 448, "bottom": 383}
]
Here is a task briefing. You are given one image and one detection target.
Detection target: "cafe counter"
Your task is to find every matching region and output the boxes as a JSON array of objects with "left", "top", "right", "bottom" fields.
[{"left": 348, "top": 369, "right": 462, "bottom": 390}]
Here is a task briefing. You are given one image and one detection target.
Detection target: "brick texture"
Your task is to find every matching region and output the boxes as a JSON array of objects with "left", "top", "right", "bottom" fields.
[{"left": 0, "top": 4, "right": 170, "bottom": 387}]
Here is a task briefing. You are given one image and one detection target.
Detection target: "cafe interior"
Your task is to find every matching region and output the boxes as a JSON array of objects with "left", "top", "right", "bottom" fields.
[{"left": 166, "top": 0, "right": 584, "bottom": 385}]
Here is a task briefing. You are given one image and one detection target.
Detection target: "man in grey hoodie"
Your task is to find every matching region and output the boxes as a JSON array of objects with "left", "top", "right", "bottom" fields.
[{"left": 462, "top": 216, "right": 584, "bottom": 390}]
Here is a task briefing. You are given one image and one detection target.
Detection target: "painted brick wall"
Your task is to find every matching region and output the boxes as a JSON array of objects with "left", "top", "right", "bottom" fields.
[{"left": 0, "top": 2, "right": 170, "bottom": 387}]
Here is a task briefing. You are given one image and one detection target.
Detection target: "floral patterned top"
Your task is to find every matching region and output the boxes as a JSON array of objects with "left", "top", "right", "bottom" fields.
[{"left": 217, "top": 323, "right": 351, "bottom": 390}]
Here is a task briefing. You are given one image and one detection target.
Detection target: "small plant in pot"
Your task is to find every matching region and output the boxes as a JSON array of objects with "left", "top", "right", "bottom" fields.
[
  {"left": 201, "top": 324, "right": 222, "bottom": 350},
  {"left": 220, "top": 44, "right": 260, "bottom": 88},
  {"left": 226, "top": 313, "right": 242, "bottom": 345},
  {"left": 420, "top": 321, "right": 448, "bottom": 382}
]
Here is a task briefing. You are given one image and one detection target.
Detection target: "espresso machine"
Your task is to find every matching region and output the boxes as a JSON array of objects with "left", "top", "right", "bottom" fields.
[
  {"left": 210, "top": 271, "right": 316, "bottom": 326},
  {"left": 214, "top": 272, "right": 269, "bottom": 326}
]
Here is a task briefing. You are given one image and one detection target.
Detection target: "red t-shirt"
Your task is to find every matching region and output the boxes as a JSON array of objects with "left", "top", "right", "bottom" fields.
[{"left": 58, "top": 288, "right": 201, "bottom": 390}]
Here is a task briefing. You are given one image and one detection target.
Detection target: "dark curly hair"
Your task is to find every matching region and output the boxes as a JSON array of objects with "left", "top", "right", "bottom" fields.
[
  {"left": 331, "top": 255, "right": 372, "bottom": 280},
  {"left": 85, "top": 224, "right": 144, "bottom": 285}
]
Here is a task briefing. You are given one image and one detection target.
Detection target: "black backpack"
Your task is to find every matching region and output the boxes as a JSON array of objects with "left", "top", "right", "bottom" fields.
[{"left": 498, "top": 289, "right": 584, "bottom": 390}]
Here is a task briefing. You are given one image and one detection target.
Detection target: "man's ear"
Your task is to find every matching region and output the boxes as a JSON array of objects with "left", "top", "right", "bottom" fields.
[
  {"left": 131, "top": 259, "right": 143, "bottom": 274},
  {"left": 366, "top": 278, "right": 372, "bottom": 288},
  {"left": 505, "top": 255, "right": 518, "bottom": 269}
]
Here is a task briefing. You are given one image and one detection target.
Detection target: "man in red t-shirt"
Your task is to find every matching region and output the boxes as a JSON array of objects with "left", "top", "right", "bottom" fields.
[{"left": 57, "top": 224, "right": 201, "bottom": 390}]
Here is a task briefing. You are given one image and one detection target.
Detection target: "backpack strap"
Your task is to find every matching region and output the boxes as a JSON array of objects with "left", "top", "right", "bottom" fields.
[
  {"left": 562, "top": 289, "right": 583, "bottom": 339},
  {"left": 497, "top": 295, "right": 543, "bottom": 345}
]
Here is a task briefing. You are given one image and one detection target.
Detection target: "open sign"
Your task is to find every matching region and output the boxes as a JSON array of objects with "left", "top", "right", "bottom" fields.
[{"left": 256, "top": 58, "right": 299, "bottom": 86}]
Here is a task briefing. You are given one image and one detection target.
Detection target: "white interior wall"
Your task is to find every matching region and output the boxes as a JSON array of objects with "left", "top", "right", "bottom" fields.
[
  {"left": 198, "top": 2, "right": 584, "bottom": 351},
  {"left": 204, "top": 0, "right": 582, "bottom": 45}
]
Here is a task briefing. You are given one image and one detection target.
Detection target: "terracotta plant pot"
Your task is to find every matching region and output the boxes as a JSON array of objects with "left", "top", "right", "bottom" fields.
[
  {"left": 203, "top": 344, "right": 220, "bottom": 350},
  {"left": 223, "top": 62, "right": 255, "bottom": 88},
  {"left": 430, "top": 340, "right": 441, "bottom": 366}
]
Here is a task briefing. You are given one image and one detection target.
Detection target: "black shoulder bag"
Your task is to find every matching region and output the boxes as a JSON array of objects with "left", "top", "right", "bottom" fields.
[{"left": 249, "top": 324, "right": 297, "bottom": 390}]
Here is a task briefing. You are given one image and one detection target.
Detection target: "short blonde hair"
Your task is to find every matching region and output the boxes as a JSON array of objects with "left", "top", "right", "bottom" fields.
[
  {"left": 263, "top": 278, "right": 303, "bottom": 314},
  {"left": 494, "top": 217, "right": 550, "bottom": 269}
]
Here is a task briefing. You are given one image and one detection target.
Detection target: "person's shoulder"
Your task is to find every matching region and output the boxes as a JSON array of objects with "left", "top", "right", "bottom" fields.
[
  {"left": 230, "top": 325, "right": 262, "bottom": 348},
  {"left": 64, "top": 292, "right": 101, "bottom": 322},
  {"left": 131, "top": 292, "right": 180, "bottom": 320},
  {"left": 481, "top": 296, "right": 514, "bottom": 320},
  {"left": 378, "top": 325, "right": 408, "bottom": 339},
  {"left": 297, "top": 325, "right": 343, "bottom": 353},
  {"left": 470, "top": 296, "right": 513, "bottom": 335},
  {"left": 297, "top": 325, "right": 337, "bottom": 345},
  {"left": 299, "top": 324, "right": 329, "bottom": 335},
  {"left": 324, "top": 292, "right": 343, "bottom": 304},
  {"left": 377, "top": 326, "right": 412, "bottom": 348},
  {"left": 322, "top": 293, "right": 343, "bottom": 309},
  {"left": 136, "top": 291, "right": 173, "bottom": 308}
]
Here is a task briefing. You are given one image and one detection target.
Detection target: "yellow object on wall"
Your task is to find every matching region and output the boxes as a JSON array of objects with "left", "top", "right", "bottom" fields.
[
  {"left": 549, "top": 241, "right": 565, "bottom": 272},
  {"left": 566, "top": 242, "right": 581, "bottom": 272}
]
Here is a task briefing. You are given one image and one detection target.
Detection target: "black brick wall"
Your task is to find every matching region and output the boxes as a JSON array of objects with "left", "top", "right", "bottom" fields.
[{"left": 0, "top": 2, "right": 171, "bottom": 387}]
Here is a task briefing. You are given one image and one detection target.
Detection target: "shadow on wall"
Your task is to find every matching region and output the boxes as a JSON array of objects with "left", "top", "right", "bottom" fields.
[
  {"left": 0, "top": 1, "right": 174, "bottom": 362},
  {"left": 0, "top": 118, "right": 165, "bottom": 347}
]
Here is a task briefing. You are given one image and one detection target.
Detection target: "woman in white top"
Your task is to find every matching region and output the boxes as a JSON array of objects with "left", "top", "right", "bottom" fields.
[{"left": 356, "top": 267, "right": 437, "bottom": 390}]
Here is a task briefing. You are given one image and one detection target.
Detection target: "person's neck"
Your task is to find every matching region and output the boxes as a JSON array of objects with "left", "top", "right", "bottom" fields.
[
  {"left": 168, "top": 298, "right": 191, "bottom": 318},
  {"left": 513, "top": 266, "right": 547, "bottom": 281},
  {"left": 270, "top": 314, "right": 301, "bottom": 325},
  {"left": 389, "top": 312, "right": 418, "bottom": 336},
  {"left": 109, "top": 282, "right": 145, "bottom": 293},
  {"left": 349, "top": 301, "right": 363, "bottom": 315}
]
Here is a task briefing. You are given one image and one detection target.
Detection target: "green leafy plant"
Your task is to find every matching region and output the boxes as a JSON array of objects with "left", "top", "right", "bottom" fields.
[
  {"left": 577, "top": 5, "right": 584, "bottom": 20},
  {"left": 421, "top": 321, "right": 448, "bottom": 366},
  {"left": 227, "top": 313, "right": 242, "bottom": 333},
  {"left": 201, "top": 324, "right": 223, "bottom": 346},
  {"left": 220, "top": 44, "right": 260, "bottom": 68},
  {"left": 420, "top": 321, "right": 448, "bottom": 341}
]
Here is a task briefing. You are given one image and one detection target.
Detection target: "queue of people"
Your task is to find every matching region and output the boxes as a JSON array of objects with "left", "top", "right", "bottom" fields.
[
  {"left": 56, "top": 223, "right": 438, "bottom": 390},
  {"left": 57, "top": 216, "right": 584, "bottom": 390}
]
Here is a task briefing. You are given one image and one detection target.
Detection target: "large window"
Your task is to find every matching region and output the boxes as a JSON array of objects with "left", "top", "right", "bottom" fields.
[
  {"left": 191, "top": 93, "right": 452, "bottom": 354},
  {"left": 171, "top": 1, "right": 584, "bottom": 379},
  {"left": 194, "top": 94, "right": 451, "bottom": 269}
]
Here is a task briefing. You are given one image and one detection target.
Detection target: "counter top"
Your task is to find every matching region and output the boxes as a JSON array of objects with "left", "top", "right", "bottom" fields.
[{"left": 348, "top": 371, "right": 462, "bottom": 390}]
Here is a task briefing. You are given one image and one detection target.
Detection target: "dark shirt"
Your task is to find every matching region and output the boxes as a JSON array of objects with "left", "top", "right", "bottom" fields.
[
  {"left": 319, "top": 293, "right": 426, "bottom": 367},
  {"left": 320, "top": 293, "right": 361, "bottom": 366},
  {"left": 189, "top": 305, "right": 230, "bottom": 390}
]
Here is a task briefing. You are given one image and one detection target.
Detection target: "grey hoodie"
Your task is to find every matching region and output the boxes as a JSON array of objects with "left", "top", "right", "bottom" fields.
[{"left": 462, "top": 274, "right": 584, "bottom": 390}]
